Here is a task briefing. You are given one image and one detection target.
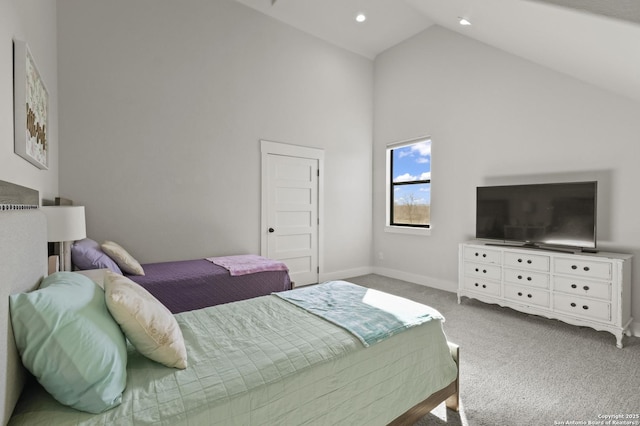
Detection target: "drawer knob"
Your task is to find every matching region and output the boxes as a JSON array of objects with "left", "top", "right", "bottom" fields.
[
  {"left": 518, "top": 292, "right": 523, "bottom": 296},
  {"left": 518, "top": 258, "right": 523, "bottom": 263},
  {"left": 527, "top": 294, "right": 533, "bottom": 298},
  {"left": 583, "top": 286, "right": 590, "bottom": 291},
  {"left": 571, "top": 302, "right": 577, "bottom": 307},
  {"left": 571, "top": 284, "right": 577, "bottom": 289},
  {"left": 475, "top": 283, "right": 479, "bottom": 287},
  {"left": 518, "top": 275, "right": 523, "bottom": 280},
  {"left": 583, "top": 266, "right": 590, "bottom": 272},
  {"left": 475, "top": 253, "right": 479, "bottom": 256},
  {"left": 527, "top": 277, "right": 532, "bottom": 281},
  {"left": 527, "top": 260, "right": 532, "bottom": 264},
  {"left": 582, "top": 305, "right": 589, "bottom": 310},
  {"left": 482, "top": 284, "right": 487, "bottom": 288},
  {"left": 571, "top": 265, "right": 578, "bottom": 270},
  {"left": 483, "top": 253, "right": 487, "bottom": 258},
  {"left": 475, "top": 268, "right": 479, "bottom": 272},
  {"left": 483, "top": 269, "right": 487, "bottom": 273}
]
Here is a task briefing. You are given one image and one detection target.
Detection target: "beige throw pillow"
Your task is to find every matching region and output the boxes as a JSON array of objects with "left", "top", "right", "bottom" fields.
[
  {"left": 104, "top": 271, "right": 187, "bottom": 369},
  {"left": 101, "top": 241, "right": 145, "bottom": 275}
]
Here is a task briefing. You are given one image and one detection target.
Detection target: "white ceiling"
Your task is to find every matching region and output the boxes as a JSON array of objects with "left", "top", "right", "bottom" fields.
[
  {"left": 233, "top": 0, "right": 435, "bottom": 59},
  {"left": 233, "top": 0, "right": 640, "bottom": 103}
]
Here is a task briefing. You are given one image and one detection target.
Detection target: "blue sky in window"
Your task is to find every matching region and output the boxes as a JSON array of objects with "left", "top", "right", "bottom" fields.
[{"left": 393, "top": 140, "right": 431, "bottom": 205}]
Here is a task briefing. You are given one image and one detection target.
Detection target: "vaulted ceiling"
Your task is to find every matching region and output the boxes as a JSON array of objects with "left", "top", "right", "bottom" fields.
[{"left": 233, "top": 0, "right": 640, "bottom": 103}]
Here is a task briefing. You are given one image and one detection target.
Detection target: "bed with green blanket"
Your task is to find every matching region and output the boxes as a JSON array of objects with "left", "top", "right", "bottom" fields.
[
  {"left": 9, "top": 283, "right": 457, "bottom": 425},
  {"left": 2, "top": 207, "right": 458, "bottom": 426}
]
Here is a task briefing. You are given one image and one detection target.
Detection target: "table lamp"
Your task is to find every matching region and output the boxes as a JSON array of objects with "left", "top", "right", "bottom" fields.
[{"left": 41, "top": 206, "right": 86, "bottom": 271}]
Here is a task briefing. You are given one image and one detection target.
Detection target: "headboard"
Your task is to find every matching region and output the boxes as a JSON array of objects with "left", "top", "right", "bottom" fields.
[
  {"left": 0, "top": 208, "right": 47, "bottom": 424},
  {"left": 0, "top": 180, "right": 38, "bottom": 209}
]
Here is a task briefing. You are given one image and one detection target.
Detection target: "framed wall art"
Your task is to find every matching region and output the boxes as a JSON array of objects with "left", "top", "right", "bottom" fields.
[{"left": 13, "top": 39, "right": 49, "bottom": 170}]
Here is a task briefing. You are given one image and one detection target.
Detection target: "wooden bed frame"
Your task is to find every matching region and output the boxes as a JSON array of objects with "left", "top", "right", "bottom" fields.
[
  {"left": 391, "top": 342, "right": 460, "bottom": 425},
  {"left": 0, "top": 181, "right": 460, "bottom": 425}
]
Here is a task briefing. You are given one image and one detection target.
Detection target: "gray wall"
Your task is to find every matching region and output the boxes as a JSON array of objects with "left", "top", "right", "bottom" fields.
[
  {"left": 57, "top": 0, "right": 373, "bottom": 277},
  {"left": 373, "top": 26, "right": 640, "bottom": 328},
  {"left": 0, "top": 0, "right": 58, "bottom": 201}
]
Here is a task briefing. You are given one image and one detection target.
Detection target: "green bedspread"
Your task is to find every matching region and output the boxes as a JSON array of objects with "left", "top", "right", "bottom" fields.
[{"left": 10, "top": 293, "right": 457, "bottom": 426}]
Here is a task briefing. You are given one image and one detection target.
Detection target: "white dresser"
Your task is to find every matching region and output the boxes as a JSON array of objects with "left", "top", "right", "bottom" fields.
[{"left": 458, "top": 241, "right": 633, "bottom": 348}]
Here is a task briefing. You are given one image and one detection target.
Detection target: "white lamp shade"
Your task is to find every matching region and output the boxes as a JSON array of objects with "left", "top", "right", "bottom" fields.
[{"left": 41, "top": 206, "right": 87, "bottom": 242}]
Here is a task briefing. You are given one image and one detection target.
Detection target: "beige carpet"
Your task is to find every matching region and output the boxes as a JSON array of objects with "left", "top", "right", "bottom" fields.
[{"left": 346, "top": 274, "right": 640, "bottom": 426}]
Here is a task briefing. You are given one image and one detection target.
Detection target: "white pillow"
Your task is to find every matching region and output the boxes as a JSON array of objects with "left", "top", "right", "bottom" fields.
[
  {"left": 101, "top": 240, "right": 145, "bottom": 275},
  {"left": 103, "top": 271, "right": 187, "bottom": 369}
]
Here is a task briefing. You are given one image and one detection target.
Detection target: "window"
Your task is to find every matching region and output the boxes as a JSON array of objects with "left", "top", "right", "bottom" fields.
[{"left": 387, "top": 137, "right": 431, "bottom": 230}]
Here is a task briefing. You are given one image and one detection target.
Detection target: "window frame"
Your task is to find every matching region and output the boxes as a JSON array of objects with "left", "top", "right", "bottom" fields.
[{"left": 385, "top": 136, "right": 432, "bottom": 236}]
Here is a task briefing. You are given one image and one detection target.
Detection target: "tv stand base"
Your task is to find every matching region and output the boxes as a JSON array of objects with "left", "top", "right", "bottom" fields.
[
  {"left": 483, "top": 242, "right": 575, "bottom": 254},
  {"left": 581, "top": 247, "right": 599, "bottom": 254}
]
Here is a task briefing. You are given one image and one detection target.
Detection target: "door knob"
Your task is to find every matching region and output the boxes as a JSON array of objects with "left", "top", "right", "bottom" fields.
[{"left": 268, "top": 228, "right": 275, "bottom": 233}]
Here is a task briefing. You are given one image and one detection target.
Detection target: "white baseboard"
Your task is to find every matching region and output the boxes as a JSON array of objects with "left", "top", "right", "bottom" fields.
[
  {"left": 319, "top": 266, "right": 457, "bottom": 293},
  {"left": 318, "top": 266, "right": 373, "bottom": 284},
  {"left": 372, "top": 266, "right": 457, "bottom": 293},
  {"left": 629, "top": 321, "right": 640, "bottom": 338}
]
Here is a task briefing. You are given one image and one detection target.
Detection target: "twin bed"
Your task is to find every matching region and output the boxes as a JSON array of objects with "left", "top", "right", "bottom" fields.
[
  {"left": 70, "top": 238, "right": 292, "bottom": 314},
  {"left": 1, "top": 206, "right": 460, "bottom": 425},
  {"left": 119, "top": 258, "right": 290, "bottom": 314}
]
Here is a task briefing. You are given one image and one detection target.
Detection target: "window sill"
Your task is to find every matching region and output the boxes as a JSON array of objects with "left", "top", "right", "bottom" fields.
[{"left": 384, "top": 226, "right": 431, "bottom": 236}]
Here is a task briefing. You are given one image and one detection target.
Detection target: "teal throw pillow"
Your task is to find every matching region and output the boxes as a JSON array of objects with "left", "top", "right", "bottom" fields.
[{"left": 9, "top": 272, "right": 127, "bottom": 413}]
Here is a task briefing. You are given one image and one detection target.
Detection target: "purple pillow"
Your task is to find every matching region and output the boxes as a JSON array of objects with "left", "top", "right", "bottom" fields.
[{"left": 71, "top": 238, "right": 123, "bottom": 274}]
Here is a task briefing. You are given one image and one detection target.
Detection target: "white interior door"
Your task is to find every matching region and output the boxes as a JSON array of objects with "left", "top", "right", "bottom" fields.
[{"left": 264, "top": 153, "right": 319, "bottom": 286}]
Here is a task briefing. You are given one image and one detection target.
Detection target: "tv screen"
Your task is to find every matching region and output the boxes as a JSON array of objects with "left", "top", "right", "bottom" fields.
[{"left": 475, "top": 181, "right": 597, "bottom": 249}]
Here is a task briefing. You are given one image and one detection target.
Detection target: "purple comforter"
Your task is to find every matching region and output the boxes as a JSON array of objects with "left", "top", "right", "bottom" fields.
[{"left": 127, "top": 259, "right": 292, "bottom": 313}]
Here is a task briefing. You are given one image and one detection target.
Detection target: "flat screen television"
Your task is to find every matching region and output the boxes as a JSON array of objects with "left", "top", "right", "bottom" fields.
[{"left": 475, "top": 181, "right": 597, "bottom": 251}]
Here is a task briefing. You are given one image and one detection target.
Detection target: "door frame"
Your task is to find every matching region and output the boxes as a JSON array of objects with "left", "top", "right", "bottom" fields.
[{"left": 260, "top": 140, "right": 324, "bottom": 282}]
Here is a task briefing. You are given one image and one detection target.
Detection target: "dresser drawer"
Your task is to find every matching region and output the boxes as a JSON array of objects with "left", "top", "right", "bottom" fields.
[
  {"left": 554, "top": 257, "right": 611, "bottom": 280},
  {"left": 504, "top": 252, "right": 550, "bottom": 272},
  {"left": 553, "top": 276, "right": 611, "bottom": 301},
  {"left": 504, "top": 268, "right": 549, "bottom": 289},
  {"left": 464, "top": 262, "right": 502, "bottom": 280},
  {"left": 463, "top": 277, "right": 501, "bottom": 296},
  {"left": 464, "top": 246, "right": 501, "bottom": 264},
  {"left": 553, "top": 294, "right": 611, "bottom": 322},
  {"left": 504, "top": 285, "right": 549, "bottom": 308}
]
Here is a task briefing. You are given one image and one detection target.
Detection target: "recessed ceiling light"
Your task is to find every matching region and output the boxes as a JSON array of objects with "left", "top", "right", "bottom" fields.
[
  {"left": 355, "top": 13, "right": 367, "bottom": 23},
  {"left": 458, "top": 17, "right": 471, "bottom": 26}
]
